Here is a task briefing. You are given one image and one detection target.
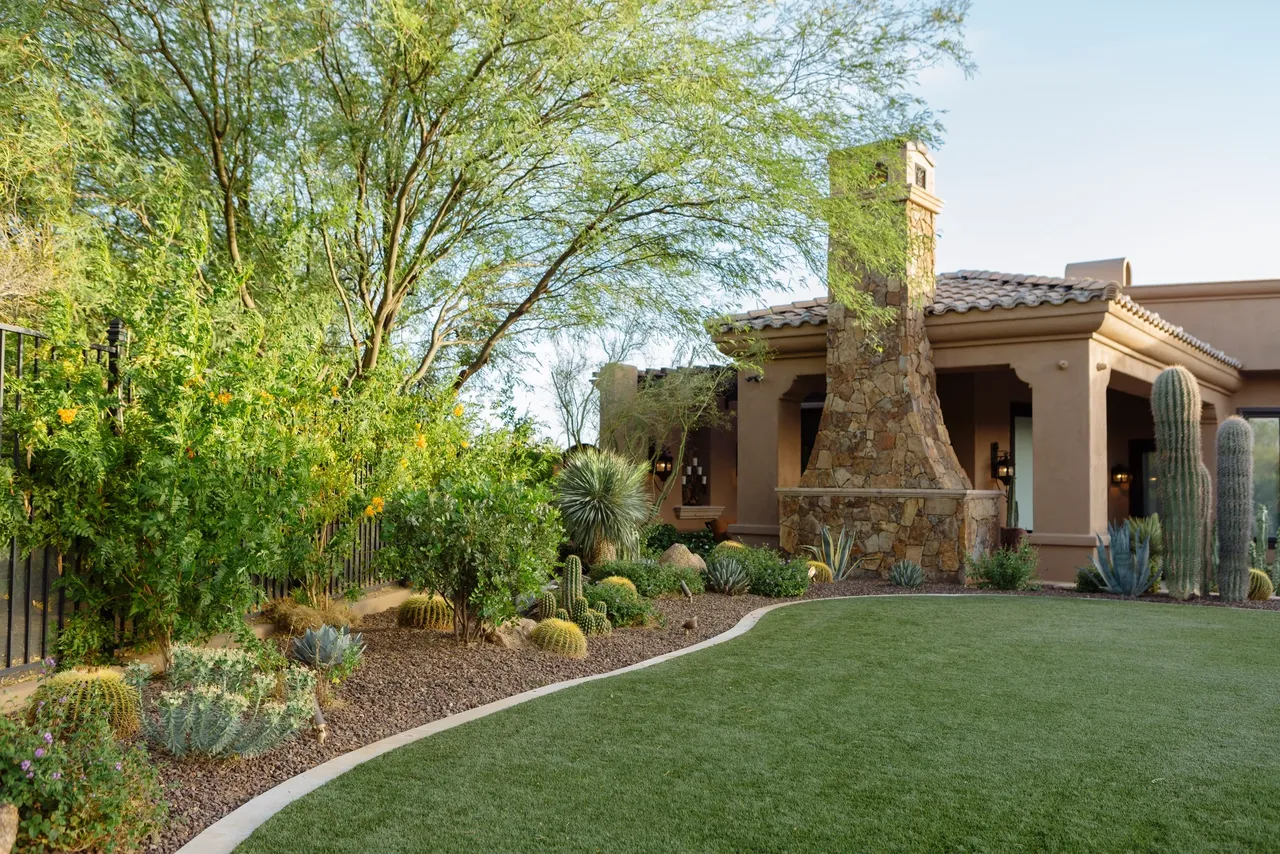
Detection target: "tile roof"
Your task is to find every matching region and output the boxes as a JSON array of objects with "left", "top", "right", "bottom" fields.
[{"left": 721, "top": 270, "right": 1242, "bottom": 368}]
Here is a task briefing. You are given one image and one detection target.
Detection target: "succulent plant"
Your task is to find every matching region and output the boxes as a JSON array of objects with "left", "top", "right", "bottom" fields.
[
  {"left": 397, "top": 594, "right": 453, "bottom": 631},
  {"left": 535, "top": 590, "right": 559, "bottom": 621},
  {"left": 560, "top": 555, "right": 584, "bottom": 610},
  {"left": 1216, "top": 417, "right": 1254, "bottom": 602},
  {"left": 530, "top": 618, "right": 588, "bottom": 658},
  {"left": 555, "top": 608, "right": 569, "bottom": 621},
  {"left": 592, "top": 600, "right": 607, "bottom": 617},
  {"left": 582, "top": 609, "right": 612, "bottom": 636},
  {"left": 1151, "top": 366, "right": 1209, "bottom": 599},
  {"left": 802, "top": 525, "right": 862, "bottom": 580},
  {"left": 1127, "top": 515, "right": 1163, "bottom": 594},
  {"left": 597, "top": 575, "right": 638, "bottom": 595},
  {"left": 887, "top": 559, "right": 925, "bottom": 589},
  {"left": 292, "top": 624, "right": 365, "bottom": 670},
  {"left": 1248, "top": 568, "right": 1274, "bottom": 601},
  {"left": 807, "top": 560, "right": 834, "bottom": 583},
  {"left": 1089, "top": 523, "right": 1152, "bottom": 598},
  {"left": 31, "top": 669, "right": 141, "bottom": 738},
  {"left": 705, "top": 556, "right": 750, "bottom": 595},
  {"left": 554, "top": 449, "right": 649, "bottom": 564}
]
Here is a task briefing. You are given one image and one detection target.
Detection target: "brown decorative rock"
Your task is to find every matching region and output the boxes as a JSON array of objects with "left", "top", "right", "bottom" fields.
[
  {"left": 659, "top": 543, "right": 706, "bottom": 572},
  {"left": 0, "top": 803, "right": 16, "bottom": 854},
  {"left": 485, "top": 618, "right": 538, "bottom": 650}
]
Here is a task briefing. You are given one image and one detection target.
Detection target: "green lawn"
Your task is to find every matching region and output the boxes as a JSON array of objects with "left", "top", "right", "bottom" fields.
[{"left": 237, "top": 597, "right": 1280, "bottom": 853}]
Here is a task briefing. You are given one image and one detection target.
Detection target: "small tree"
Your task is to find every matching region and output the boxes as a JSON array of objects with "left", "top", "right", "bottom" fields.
[{"left": 383, "top": 475, "right": 561, "bottom": 643}]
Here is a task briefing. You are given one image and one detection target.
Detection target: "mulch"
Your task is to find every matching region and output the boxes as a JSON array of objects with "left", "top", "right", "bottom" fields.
[{"left": 149, "top": 578, "right": 1280, "bottom": 852}]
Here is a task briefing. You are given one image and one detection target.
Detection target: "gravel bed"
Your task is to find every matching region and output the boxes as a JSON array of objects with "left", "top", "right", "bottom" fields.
[{"left": 150, "top": 579, "right": 1280, "bottom": 851}]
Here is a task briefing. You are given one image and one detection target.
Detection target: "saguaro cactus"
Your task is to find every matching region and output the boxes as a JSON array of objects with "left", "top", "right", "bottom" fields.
[
  {"left": 1151, "top": 366, "right": 1208, "bottom": 599},
  {"left": 1216, "top": 416, "right": 1253, "bottom": 601}
]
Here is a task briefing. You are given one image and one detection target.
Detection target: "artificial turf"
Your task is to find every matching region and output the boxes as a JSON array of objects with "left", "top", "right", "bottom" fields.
[{"left": 236, "top": 596, "right": 1280, "bottom": 853}]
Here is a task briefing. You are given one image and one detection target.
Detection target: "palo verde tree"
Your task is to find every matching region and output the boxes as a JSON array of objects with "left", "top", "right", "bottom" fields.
[{"left": 46, "top": 0, "right": 971, "bottom": 391}]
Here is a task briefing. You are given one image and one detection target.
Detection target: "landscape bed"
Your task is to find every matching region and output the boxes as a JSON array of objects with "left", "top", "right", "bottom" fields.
[{"left": 154, "top": 580, "right": 1279, "bottom": 853}]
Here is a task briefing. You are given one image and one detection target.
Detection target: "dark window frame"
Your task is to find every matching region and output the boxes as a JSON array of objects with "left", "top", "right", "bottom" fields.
[
  {"left": 1238, "top": 407, "right": 1280, "bottom": 548},
  {"left": 1128, "top": 438, "right": 1156, "bottom": 518}
]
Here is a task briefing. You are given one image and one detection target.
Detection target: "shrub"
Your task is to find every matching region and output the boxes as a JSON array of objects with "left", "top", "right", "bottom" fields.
[
  {"left": 640, "top": 523, "right": 717, "bottom": 559},
  {"left": 588, "top": 581, "right": 653, "bottom": 627},
  {"left": 727, "top": 546, "right": 810, "bottom": 597},
  {"left": 705, "top": 555, "right": 750, "bottom": 595},
  {"left": 1, "top": 690, "right": 165, "bottom": 852},
  {"left": 129, "top": 646, "right": 316, "bottom": 759},
  {"left": 50, "top": 612, "right": 114, "bottom": 668},
  {"left": 1075, "top": 566, "right": 1103, "bottom": 593},
  {"left": 554, "top": 448, "right": 649, "bottom": 564},
  {"left": 590, "top": 559, "right": 705, "bottom": 598},
  {"left": 382, "top": 474, "right": 562, "bottom": 642},
  {"left": 29, "top": 670, "right": 140, "bottom": 739},
  {"left": 530, "top": 619, "right": 587, "bottom": 658},
  {"left": 262, "top": 597, "right": 355, "bottom": 635},
  {"left": 398, "top": 594, "right": 453, "bottom": 631},
  {"left": 887, "top": 560, "right": 925, "bottom": 589},
  {"left": 965, "top": 544, "right": 1039, "bottom": 591}
]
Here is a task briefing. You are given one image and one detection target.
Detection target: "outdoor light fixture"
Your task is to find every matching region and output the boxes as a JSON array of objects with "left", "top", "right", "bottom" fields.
[
  {"left": 989, "top": 442, "right": 1014, "bottom": 486},
  {"left": 653, "top": 449, "right": 674, "bottom": 482},
  {"left": 1111, "top": 464, "right": 1131, "bottom": 485}
]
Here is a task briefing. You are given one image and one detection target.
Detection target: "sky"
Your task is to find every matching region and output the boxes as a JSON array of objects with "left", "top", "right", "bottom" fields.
[{"left": 508, "top": 0, "right": 1280, "bottom": 441}]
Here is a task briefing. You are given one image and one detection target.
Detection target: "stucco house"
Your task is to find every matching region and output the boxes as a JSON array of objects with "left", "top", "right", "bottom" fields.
[{"left": 602, "top": 143, "right": 1280, "bottom": 582}]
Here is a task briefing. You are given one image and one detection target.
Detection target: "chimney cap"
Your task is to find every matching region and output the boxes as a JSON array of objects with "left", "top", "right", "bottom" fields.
[{"left": 1064, "top": 258, "right": 1131, "bottom": 287}]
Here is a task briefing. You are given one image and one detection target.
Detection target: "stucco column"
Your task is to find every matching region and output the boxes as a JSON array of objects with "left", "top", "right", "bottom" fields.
[
  {"left": 1012, "top": 339, "right": 1109, "bottom": 580},
  {"left": 728, "top": 369, "right": 785, "bottom": 544}
]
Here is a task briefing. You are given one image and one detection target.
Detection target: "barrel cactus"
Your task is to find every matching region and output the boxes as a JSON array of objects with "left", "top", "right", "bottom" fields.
[
  {"left": 598, "top": 576, "right": 638, "bottom": 595},
  {"left": 888, "top": 559, "right": 925, "bottom": 589},
  {"left": 1216, "top": 417, "right": 1254, "bottom": 601},
  {"left": 583, "top": 609, "right": 612, "bottom": 636},
  {"left": 1151, "top": 366, "right": 1209, "bottom": 599},
  {"left": 1249, "top": 568, "right": 1274, "bottom": 601},
  {"left": 555, "top": 608, "right": 569, "bottom": 621},
  {"left": 807, "top": 560, "right": 834, "bottom": 583},
  {"left": 530, "top": 618, "right": 588, "bottom": 658},
  {"left": 397, "top": 594, "right": 453, "bottom": 631},
  {"left": 31, "top": 669, "right": 140, "bottom": 738},
  {"left": 535, "top": 591, "right": 558, "bottom": 622}
]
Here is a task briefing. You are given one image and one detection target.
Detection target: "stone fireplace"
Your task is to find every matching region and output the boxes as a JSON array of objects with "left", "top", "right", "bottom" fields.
[{"left": 777, "top": 142, "right": 1000, "bottom": 578}]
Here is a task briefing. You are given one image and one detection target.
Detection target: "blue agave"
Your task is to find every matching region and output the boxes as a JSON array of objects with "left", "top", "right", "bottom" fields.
[{"left": 1089, "top": 522, "right": 1152, "bottom": 598}]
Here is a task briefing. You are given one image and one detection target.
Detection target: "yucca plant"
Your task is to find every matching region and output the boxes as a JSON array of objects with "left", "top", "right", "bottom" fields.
[
  {"left": 1089, "top": 522, "right": 1152, "bottom": 598},
  {"left": 705, "top": 556, "right": 750, "bottom": 595},
  {"left": 802, "top": 525, "right": 862, "bottom": 579},
  {"left": 554, "top": 448, "right": 650, "bottom": 564}
]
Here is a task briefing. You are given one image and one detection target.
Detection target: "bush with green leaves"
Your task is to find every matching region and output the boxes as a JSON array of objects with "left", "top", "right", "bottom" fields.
[
  {"left": 965, "top": 544, "right": 1040, "bottom": 591},
  {"left": 128, "top": 645, "right": 315, "bottom": 759},
  {"left": 1, "top": 683, "right": 166, "bottom": 852},
  {"left": 587, "top": 581, "right": 654, "bottom": 627},
  {"left": 641, "top": 523, "right": 718, "bottom": 559},
  {"left": 722, "top": 546, "right": 811, "bottom": 597},
  {"left": 382, "top": 473, "right": 562, "bottom": 643},
  {"left": 554, "top": 448, "right": 649, "bottom": 565},
  {"left": 589, "top": 559, "right": 705, "bottom": 598}
]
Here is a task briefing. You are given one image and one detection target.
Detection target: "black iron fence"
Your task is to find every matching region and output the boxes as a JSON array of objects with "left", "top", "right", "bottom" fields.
[{"left": 0, "top": 320, "right": 384, "bottom": 676}]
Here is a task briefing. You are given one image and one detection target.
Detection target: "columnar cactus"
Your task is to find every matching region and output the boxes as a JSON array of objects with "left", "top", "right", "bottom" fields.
[
  {"left": 1151, "top": 366, "right": 1209, "bottom": 599},
  {"left": 570, "top": 595, "right": 589, "bottom": 627},
  {"left": 535, "top": 591, "right": 558, "bottom": 622},
  {"left": 1216, "top": 417, "right": 1253, "bottom": 601},
  {"left": 560, "top": 555, "right": 584, "bottom": 610},
  {"left": 530, "top": 618, "right": 588, "bottom": 658}
]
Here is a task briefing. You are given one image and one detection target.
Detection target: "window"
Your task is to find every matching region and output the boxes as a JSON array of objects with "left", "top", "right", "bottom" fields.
[
  {"left": 1242, "top": 410, "right": 1280, "bottom": 541},
  {"left": 914, "top": 164, "right": 928, "bottom": 189}
]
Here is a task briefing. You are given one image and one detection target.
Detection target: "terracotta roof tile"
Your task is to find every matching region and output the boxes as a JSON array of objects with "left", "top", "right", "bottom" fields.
[{"left": 721, "top": 270, "right": 1241, "bottom": 368}]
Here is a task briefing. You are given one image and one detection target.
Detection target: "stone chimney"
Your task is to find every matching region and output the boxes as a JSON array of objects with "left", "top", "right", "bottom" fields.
[{"left": 778, "top": 142, "right": 1000, "bottom": 577}]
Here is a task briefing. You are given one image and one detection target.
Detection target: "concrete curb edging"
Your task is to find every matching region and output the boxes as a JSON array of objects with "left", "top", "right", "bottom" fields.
[{"left": 173, "top": 592, "right": 1276, "bottom": 853}]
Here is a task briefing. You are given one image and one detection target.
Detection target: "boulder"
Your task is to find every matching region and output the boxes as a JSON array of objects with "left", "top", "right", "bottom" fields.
[
  {"left": 485, "top": 618, "right": 538, "bottom": 650},
  {"left": 0, "top": 803, "right": 16, "bottom": 854},
  {"left": 659, "top": 543, "right": 706, "bottom": 573}
]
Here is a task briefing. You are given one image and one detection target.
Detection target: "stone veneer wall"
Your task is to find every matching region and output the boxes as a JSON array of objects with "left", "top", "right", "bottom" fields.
[{"left": 777, "top": 148, "right": 1000, "bottom": 578}]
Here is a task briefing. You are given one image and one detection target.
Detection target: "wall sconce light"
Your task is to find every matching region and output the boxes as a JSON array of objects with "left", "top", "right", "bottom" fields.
[
  {"left": 653, "top": 449, "right": 674, "bottom": 482},
  {"left": 1111, "top": 464, "right": 1131, "bottom": 485},
  {"left": 989, "top": 442, "right": 1014, "bottom": 486}
]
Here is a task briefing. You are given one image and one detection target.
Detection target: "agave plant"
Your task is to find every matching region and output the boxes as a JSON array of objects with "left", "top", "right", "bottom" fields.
[
  {"left": 705, "top": 556, "right": 750, "bottom": 595},
  {"left": 888, "top": 559, "right": 924, "bottom": 589},
  {"left": 1089, "top": 522, "right": 1152, "bottom": 598},
  {"left": 802, "top": 525, "right": 862, "bottom": 580},
  {"left": 292, "top": 625, "right": 365, "bottom": 670},
  {"left": 554, "top": 448, "right": 650, "bottom": 564}
]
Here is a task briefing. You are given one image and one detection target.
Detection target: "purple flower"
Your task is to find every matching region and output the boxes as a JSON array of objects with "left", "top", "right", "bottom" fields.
[
  {"left": 20, "top": 760, "right": 30, "bottom": 771},
  {"left": 44, "top": 657, "right": 55, "bottom": 667},
  {"left": 26, "top": 772, "right": 33, "bottom": 779},
  {"left": 114, "top": 762, "right": 122, "bottom": 771},
  {"left": 34, "top": 748, "right": 45, "bottom": 759},
  {"left": 58, "top": 695, "right": 67, "bottom": 704},
  {"left": 43, "top": 732, "right": 52, "bottom": 744},
  {"left": 51, "top": 772, "right": 61, "bottom": 780},
  {"left": 37, "top": 701, "right": 45, "bottom": 709}
]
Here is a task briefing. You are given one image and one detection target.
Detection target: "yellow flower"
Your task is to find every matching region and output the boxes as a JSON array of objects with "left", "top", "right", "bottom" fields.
[
  {"left": 452, "top": 404, "right": 464, "bottom": 418},
  {"left": 216, "top": 392, "right": 233, "bottom": 405},
  {"left": 57, "top": 408, "right": 78, "bottom": 425},
  {"left": 363, "top": 504, "right": 375, "bottom": 517},
  {"left": 330, "top": 385, "right": 339, "bottom": 398},
  {"left": 371, "top": 496, "right": 385, "bottom": 513},
  {"left": 415, "top": 434, "right": 426, "bottom": 449},
  {"left": 399, "top": 457, "right": 408, "bottom": 469},
  {"left": 460, "top": 440, "right": 470, "bottom": 449}
]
